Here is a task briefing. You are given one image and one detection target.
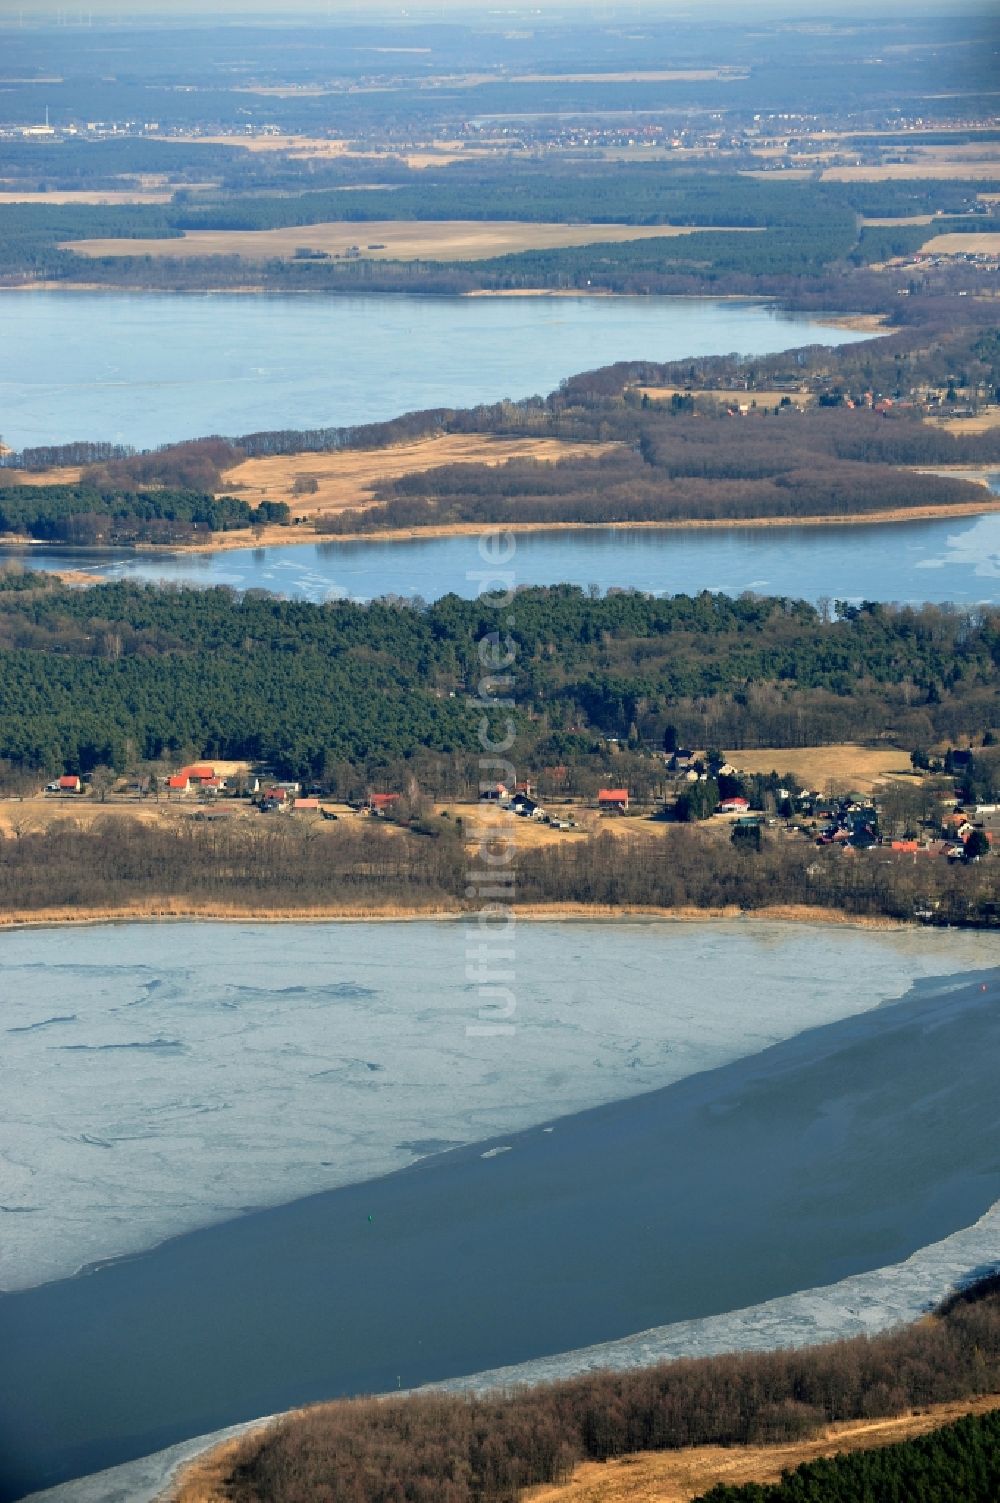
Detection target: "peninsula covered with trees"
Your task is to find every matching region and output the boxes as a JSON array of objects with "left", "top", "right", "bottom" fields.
[
  {"left": 2, "top": 302, "right": 999, "bottom": 544},
  {"left": 173, "top": 1275, "right": 1000, "bottom": 1503}
]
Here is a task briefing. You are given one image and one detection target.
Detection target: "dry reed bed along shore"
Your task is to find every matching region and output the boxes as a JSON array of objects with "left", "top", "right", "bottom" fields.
[{"left": 0, "top": 902, "right": 911, "bottom": 933}]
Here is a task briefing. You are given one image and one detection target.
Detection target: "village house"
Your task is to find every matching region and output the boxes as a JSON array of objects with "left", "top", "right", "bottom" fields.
[
  {"left": 166, "top": 774, "right": 191, "bottom": 796},
  {"left": 479, "top": 782, "right": 510, "bottom": 802},
  {"left": 598, "top": 788, "right": 629, "bottom": 813},
  {"left": 943, "top": 812, "right": 974, "bottom": 841},
  {"left": 51, "top": 774, "right": 82, "bottom": 794},
  {"left": 370, "top": 792, "right": 401, "bottom": 815},
  {"left": 717, "top": 795, "right": 751, "bottom": 815},
  {"left": 181, "top": 765, "right": 217, "bottom": 786},
  {"left": 293, "top": 797, "right": 321, "bottom": 814}
]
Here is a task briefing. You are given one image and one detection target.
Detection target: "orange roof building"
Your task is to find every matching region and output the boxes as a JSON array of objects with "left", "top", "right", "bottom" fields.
[
  {"left": 370, "top": 792, "right": 401, "bottom": 810},
  {"left": 598, "top": 788, "right": 629, "bottom": 808}
]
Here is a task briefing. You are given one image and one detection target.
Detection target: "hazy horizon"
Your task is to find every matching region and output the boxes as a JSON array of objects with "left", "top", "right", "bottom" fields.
[{"left": 0, "top": 0, "right": 989, "bottom": 21}]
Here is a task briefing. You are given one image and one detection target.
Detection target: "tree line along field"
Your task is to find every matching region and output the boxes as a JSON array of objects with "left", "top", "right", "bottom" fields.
[{"left": 167, "top": 1276, "right": 1000, "bottom": 1503}]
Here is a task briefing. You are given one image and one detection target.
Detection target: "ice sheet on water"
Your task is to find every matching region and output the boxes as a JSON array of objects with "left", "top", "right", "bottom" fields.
[{"left": 0, "top": 919, "right": 995, "bottom": 1292}]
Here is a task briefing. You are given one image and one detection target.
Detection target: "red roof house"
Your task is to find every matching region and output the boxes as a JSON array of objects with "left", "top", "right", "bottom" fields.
[
  {"left": 598, "top": 788, "right": 629, "bottom": 810},
  {"left": 718, "top": 796, "right": 751, "bottom": 813},
  {"left": 167, "top": 774, "right": 191, "bottom": 793},
  {"left": 370, "top": 792, "right": 401, "bottom": 812},
  {"left": 293, "top": 798, "right": 321, "bottom": 812},
  {"left": 181, "top": 765, "right": 217, "bottom": 784},
  {"left": 58, "top": 774, "right": 82, "bottom": 793}
]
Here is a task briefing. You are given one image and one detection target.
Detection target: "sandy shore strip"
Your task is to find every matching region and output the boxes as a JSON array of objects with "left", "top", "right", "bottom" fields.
[
  {"left": 121, "top": 494, "right": 1000, "bottom": 555},
  {"left": 912, "top": 464, "right": 1000, "bottom": 487},
  {"left": 0, "top": 902, "right": 914, "bottom": 933}
]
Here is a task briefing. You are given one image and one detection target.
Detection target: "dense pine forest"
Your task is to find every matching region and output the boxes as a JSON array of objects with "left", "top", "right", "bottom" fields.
[
  {"left": 696, "top": 1409, "right": 1000, "bottom": 1503},
  {"left": 211, "top": 1276, "right": 1000, "bottom": 1503},
  {"left": 0, "top": 578, "right": 997, "bottom": 786},
  {"left": 0, "top": 485, "right": 286, "bottom": 544}
]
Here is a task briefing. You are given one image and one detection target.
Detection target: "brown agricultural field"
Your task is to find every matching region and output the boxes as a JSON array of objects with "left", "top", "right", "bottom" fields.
[
  {"left": 151, "top": 134, "right": 498, "bottom": 169},
  {"left": 925, "top": 406, "right": 1000, "bottom": 434},
  {"left": 822, "top": 161, "right": 1000, "bottom": 181},
  {"left": 453, "top": 801, "right": 666, "bottom": 851},
  {"left": 860, "top": 213, "right": 939, "bottom": 226},
  {"left": 0, "top": 188, "right": 210, "bottom": 205},
  {"left": 62, "top": 219, "right": 751, "bottom": 264},
  {"left": 919, "top": 231, "right": 1000, "bottom": 255},
  {"left": 635, "top": 386, "right": 814, "bottom": 408},
  {"left": 729, "top": 743, "right": 917, "bottom": 794},
  {"left": 221, "top": 434, "right": 623, "bottom": 518},
  {"left": 153, "top": 133, "right": 354, "bottom": 156},
  {"left": 1, "top": 466, "right": 84, "bottom": 486}
]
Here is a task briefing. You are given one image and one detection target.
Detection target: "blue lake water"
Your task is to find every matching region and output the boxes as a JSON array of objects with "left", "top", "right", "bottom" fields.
[
  {"left": 11, "top": 507, "right": 1000, "bottom": 608},
  {"left": 0, "top": 291, "right": 873, "bottom": 451}
]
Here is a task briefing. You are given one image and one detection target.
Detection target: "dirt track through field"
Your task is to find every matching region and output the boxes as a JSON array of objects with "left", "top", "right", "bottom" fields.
[{"left": 522, "top": 1393, "right": 1000, "bottom": 1503}]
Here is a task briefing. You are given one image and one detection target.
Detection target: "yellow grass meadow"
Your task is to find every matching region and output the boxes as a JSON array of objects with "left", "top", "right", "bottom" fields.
[
  {"left": 822, "top": 162, "right": 1000, "bottom": 181},
  {"left": 729, "top": 744, "right": 917, "bottom": 794},
  {"left": 919, "top": 232, "right": 1000, "bottom": 256},
  {"left": 221, "top": 434, "right": 622, "bottom": 518}
]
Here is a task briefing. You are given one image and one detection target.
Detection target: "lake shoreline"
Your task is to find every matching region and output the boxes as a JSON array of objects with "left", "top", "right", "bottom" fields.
[
  {"left": 16, "top": 494, "right": 998, "bottom": 568},
  {"left": 0, "top": 282, "right": 889, "bottom": 330},
  {"left": 0, "top": 901, "right": 916, "bottom": 933}
]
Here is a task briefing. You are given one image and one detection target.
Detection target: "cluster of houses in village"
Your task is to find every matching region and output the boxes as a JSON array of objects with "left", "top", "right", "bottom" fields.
[{"left": 41, "top": 750, "right": 999, "bottom": 861}]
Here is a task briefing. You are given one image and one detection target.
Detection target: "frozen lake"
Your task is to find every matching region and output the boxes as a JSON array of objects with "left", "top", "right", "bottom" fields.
[
  {"left": 0, "top": 291, "right": 872, "bottom": 451},
  {"left": 0, "top": 924, "right": 997, "bottom": 1498},
  {"left": 13, "top": 506, "right": 1000, "bottom": 609},
  {"left": 2, "top": 919, "right": 994, "bottom": 1296}
]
